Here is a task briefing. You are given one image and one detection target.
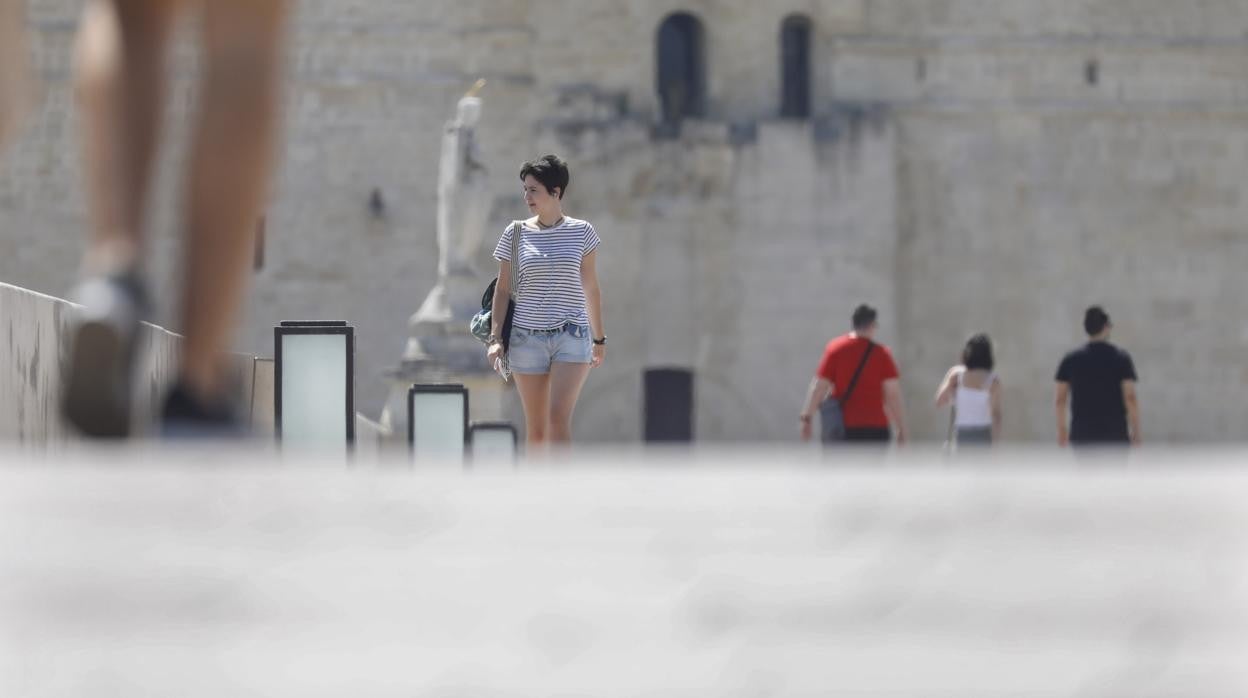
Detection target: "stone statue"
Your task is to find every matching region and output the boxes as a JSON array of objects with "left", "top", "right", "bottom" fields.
[
  {"left": 411, "top": 78, "right": 490, "bottom": 326},
  {"left": 381, "top": 80, "right": 510, "bottom": 436}
]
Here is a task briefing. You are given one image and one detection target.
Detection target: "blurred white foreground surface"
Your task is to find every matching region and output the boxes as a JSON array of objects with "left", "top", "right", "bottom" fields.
[{"left": 1, "top": 448, "right": 1245, "bottom": 697}]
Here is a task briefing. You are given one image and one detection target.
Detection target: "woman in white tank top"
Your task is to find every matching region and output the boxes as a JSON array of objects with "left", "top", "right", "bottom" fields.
[{"left": 934, "top": 334, "right": 1002, "bottom": 447}]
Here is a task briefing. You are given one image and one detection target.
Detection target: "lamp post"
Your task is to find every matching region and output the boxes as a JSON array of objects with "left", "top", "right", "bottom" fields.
[
  {"left": 274, "top": 321, "right": 355, "bottom": 448},
  {"left": 469, "top": 421, "right": 519, "bottom": 464},
  {"left": 407, "top": 383, "right": 469, "bottom": 463}
]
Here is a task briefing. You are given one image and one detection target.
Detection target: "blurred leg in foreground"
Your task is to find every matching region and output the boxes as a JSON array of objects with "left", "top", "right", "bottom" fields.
[
  {"left": 0, "top": 0, "right": 30, "bottom": 147},
  {"left": 63, "top": 0, "right": 290, "bottom": 437}
]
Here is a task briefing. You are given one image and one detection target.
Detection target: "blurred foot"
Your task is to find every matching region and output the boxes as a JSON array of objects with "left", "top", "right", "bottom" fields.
[
  {"left": 61, "top": 272, "right": 149, "bottom": 438},
  {"left": 160, "top": 381, "right": 247, "bottom": 439}
]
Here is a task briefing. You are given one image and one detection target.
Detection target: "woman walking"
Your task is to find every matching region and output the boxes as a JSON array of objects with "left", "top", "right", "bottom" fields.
[
  {"left": 485, "top": 154, "right": 606, "bottom": 448},
  {"left": 934, "top": 334, "right": 1002, "bottom": 447}
]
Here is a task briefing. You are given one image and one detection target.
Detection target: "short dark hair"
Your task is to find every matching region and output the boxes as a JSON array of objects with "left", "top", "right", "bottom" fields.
[
  {"left": 1084, "top": 306, "right": 1110, "bottom": 336},
  {"left": 962, "top": 333, "right": 994, "bottom": 371},
  {"left": 851, "top": 304, "right": 877, "bottom": 331},
  {"left": 519, "top": 154, "right": 570, "bottom": 199}
]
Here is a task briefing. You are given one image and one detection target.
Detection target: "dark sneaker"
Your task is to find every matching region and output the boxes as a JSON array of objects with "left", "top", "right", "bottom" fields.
[
  {"left": 61, "top": 273, "right": 150, "bottom": 438},
  {"left": 160, "top": 382, "right": 248, "bottom": 439}
]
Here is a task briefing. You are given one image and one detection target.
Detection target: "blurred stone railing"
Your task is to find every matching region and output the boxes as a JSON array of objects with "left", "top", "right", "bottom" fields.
[{"left": 0, "top": 281, "right": 270, "bottom": 446}]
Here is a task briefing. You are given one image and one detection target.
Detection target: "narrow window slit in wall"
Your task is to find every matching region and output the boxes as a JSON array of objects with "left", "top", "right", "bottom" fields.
[
  {"left": 657, "top": 12, "right": 707, "bottom": 127},
  {"left": 780, "top": 14, "right": 813, "bottom": 118}
]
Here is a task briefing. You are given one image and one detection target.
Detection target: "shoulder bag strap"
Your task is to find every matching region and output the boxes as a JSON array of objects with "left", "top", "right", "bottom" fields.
[
  {"left": 838, "top": 342, "right": 875, "bottom": 407},
  {"left": 946, "top": 369, "right": 959, "bottom": 442},
  {"left": 509, "top": 221, "right": 521, "bottom": 299}
]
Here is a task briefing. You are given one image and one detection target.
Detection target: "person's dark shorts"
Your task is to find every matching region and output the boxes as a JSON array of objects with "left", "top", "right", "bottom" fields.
[{"left": 843, "top": 427, "right": 891, "bottom": 443}]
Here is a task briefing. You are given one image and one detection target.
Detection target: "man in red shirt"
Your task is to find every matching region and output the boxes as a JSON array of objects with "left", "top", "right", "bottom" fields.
[{"left": 799, "top": 304, "right": 909, "bottom": 445}]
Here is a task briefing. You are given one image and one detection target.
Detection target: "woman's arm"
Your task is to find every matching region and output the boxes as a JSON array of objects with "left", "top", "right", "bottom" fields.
[
  {"left": 581, "top": 249, "right": 605, "bottom": 367},
  {"left": 486, "top": 258, "right": 511, "bottom": 365},
  {"left": 489, "top": 258, "right": 512, "bottom": 341},
  {"left": 990, "top": 377, "right": 1003, "bottom": 442},
  {"left": 934, "top": 366, "right": 959, "bottom": 407}
]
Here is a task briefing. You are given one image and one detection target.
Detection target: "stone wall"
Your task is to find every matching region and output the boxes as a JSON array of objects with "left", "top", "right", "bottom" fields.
[
  {"left": 3, "top": 0, "right": 1247, "bottom": 441},
  {"left": 0, "top": 282, "right": 271, "bottom": 445},
  {"left": 0, "top": 281, "right": 183, "bottom": 445},
  {"left": 894, "top": 110, "right": 1248, "bottom": 442}
]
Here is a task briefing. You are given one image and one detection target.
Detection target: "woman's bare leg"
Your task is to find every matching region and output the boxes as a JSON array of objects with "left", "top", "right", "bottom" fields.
[
  {"left": 74, "top": 0, "right": 180, "bottom": 276},
  {"left": 63, "top": 0, "right": 180, "bottom": 437},
  {"left": 178, "top": 0, "right": 289, "bottom": 400},
  {"left": 514, "top": 372, "right": 551, "bottom": 448},
  {"left": 0, "top": 0, "right": 30, "bottom": 149},
  {"left": 548, "top": 361, "right": 590, "bottom": 444}
]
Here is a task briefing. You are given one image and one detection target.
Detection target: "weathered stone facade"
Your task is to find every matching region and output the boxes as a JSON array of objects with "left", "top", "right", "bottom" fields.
[{"left": 3, "top": 0, "right": 1248, "bottom": 441}]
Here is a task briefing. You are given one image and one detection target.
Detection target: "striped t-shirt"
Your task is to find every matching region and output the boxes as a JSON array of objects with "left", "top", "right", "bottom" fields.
[{"left": 492, "top": 217, "right": 601, "bottom": 330}]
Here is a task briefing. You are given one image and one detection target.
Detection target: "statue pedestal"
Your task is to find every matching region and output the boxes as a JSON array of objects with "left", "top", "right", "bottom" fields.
[
  {"left": 378, "top": 287, "right": 518, "bottom": 441},
  {"left": 409, "top": 268, "right": 486, "bottom": 330},
  {"left": 379, "top": 358, "right": 515, "bottom": 443}
]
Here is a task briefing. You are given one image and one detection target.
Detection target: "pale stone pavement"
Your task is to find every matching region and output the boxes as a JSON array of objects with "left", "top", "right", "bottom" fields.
[{"left": 1, "top": 448, "right": 1245, "bottom": 697}]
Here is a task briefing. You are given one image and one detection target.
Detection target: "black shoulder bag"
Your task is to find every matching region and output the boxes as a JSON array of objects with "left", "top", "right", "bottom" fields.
[{"left": 469, "top": 221, "right": 521, "bottom": 352}]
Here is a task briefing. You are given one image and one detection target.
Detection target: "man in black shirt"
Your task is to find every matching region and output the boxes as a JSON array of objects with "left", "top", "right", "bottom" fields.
[{"left": 1055, "top": 306, "right": 1141, "bottom": 447}]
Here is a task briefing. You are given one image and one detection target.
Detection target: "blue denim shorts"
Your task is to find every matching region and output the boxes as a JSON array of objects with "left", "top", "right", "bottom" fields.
[{"left": 508, "top": 323, "right": 592, "bottom": 374}]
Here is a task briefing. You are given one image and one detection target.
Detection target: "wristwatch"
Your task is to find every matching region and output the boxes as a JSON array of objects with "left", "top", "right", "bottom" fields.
[
  {"left": 592, "top": 336, "right": 606, "bottom": 345},
  {"left": 487, "top": 335, "right": 500, "bottom": 345}
]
